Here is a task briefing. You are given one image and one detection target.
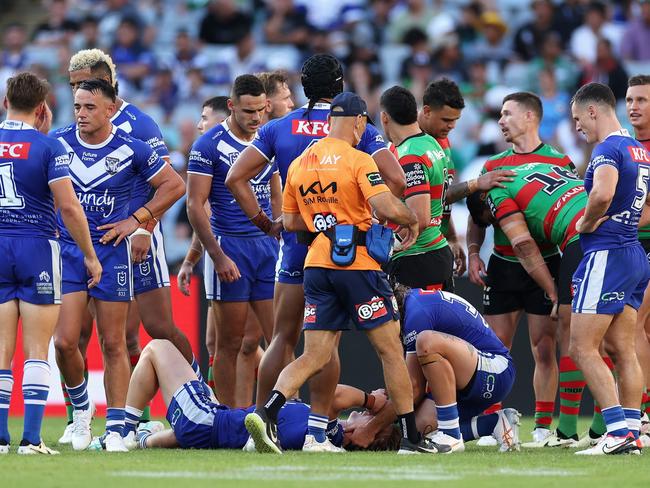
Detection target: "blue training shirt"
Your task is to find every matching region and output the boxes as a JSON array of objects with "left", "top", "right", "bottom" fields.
[
  {"left": 187, "top": 120, "right": 278, "bottom": 238},
  {"left": 250, "top": 102, "right": 388, "bottom": 184},
  {"left": 402, "top": 289, "right": 511, "bottom": 358},
  {"left": 0, "top": 120, "right": 70, "bottom": 238},
  {"left": 581, "top": 130, "right": 650, "bottom": 253},
  {"left": 53, "top": 125, "right": 166, "bottom": 242}
]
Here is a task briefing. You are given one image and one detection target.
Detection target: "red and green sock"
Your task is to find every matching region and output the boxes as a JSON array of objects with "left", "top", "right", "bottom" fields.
[
  {"left": 130, "top": 354, "right": 150, "bottom": 423},
  {"left": 557, "top": 356, "right": 585, "bottom": 439},
  {"left": 534, "top": 401, "right": 555, "bottom": 430},
  {"left": 208, "top": 355, "right": 216, "bottom": 394},
  {"left": 642, "top": 388, "right": 650, "bottom": 416},
  {"left": 483, "top": 402, "right": 502, "bottom": 415}
]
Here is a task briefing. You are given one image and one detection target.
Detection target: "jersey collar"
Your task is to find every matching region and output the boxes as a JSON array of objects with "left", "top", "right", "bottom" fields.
[
  {"left": 75, "top": 123, "right": 117, "bottom": 149},
  {"left": 300, "top": 102, "right": 331, "bottom": 110},
  {"left": 605, "top": 129, "right": 630, "bottom": 139},
  {"left": 0, "top": 119, "right": 35, "bottom": 131},
  {"left": 110, "top": 100, "right": 130, "bottom": 122},
  {"left": 222, "top": 118, "right": 256, "bottom": 146}
]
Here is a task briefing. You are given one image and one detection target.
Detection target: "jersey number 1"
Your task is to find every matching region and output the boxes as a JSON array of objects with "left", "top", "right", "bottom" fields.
[{"left": 0, "top": 163, "right": 25, "bottom": 209}]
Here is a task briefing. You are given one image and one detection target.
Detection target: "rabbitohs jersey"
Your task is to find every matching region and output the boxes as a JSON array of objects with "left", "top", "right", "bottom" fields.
[
  {"left": 486, "top": 163, "right": 586, "bottom": 251},
  {"left": 437, "top": 137, "right": 454, "bottom": 237},
  {"left": 392, "top": 132, "right": 448, "bottom": 259},
  {"left": 481, "top": 143, "right": 576, "bottom": 262}
]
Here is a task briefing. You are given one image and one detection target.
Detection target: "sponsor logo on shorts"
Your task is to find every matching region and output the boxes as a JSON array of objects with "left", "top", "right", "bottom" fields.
[
  {"left": 304, "top": 303, "right": 317, "bottom": 323},
  {"left": 139, "top": 261, "right": 151, "bottom": 276},
  {"left": 171, "top": 408, "right": 181, "bottom": 426},
  {"left": 601, "top": 291, "right": 625, "bottom": 302},
  {"left": 366, "top": 172, "right": 384, "bottom": 186},
  {"left": 117, "top": 271, "right": 127, "bottom": 287},
  {"left": 356, "top": 296, "right": 388, "bottom": 322},
  {"left": 571, "top": 283, "right": 578, "bottom": 298},
  {"left": 391, "top": 296, "right": 399, "bottom": 314},
  {"left": 39, "top": 271, "right": 50, "bottom": 282},
  {"left": 483, "top": 373, "right": 496, "bottom": 399},
  {"left": 36, "top": 270, "right": 53, "bottom": 296}
]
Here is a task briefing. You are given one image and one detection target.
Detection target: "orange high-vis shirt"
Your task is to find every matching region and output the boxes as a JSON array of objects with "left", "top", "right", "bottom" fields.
[{"left": 283, "top": 137, "right": 390, "bottom": 271}]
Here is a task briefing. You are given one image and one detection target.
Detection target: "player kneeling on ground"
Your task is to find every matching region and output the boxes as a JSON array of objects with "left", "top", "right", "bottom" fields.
[{"left": 395, "top": 286, "right": 520, "bottom": 452}]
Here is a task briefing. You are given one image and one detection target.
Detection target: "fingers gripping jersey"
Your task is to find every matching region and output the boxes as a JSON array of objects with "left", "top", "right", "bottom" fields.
[
  {"left": 581, "top": 131, "right": 650, "bottom": 253},
  {"left": 486, "top": 163, "right": 586, "bottom": 251},
  {"left": 53, "top": 126, "right": 166, "bottom": 243},
  {"left": 0, "top": 120, "right": 70, "bottom": 238},
  {"left": 402, "top": 289, "right": 511, "bottom": 358},
  {"left": 481, "top": 143, "right": 576, "bottom": 261},
  {"left": 392, "top": 133, "right": 448, "bottom": 259},
  {"left": 188, "top": 121, "right": 277, "bottom": 237}
]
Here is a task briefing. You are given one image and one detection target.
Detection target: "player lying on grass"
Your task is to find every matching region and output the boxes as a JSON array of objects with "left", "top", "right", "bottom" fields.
[
  {"left": 121, "top": 339, "right": 416, "bottom": 451},
  {"left": 351, "top": 286, "right": 520, "bottom": 453}
]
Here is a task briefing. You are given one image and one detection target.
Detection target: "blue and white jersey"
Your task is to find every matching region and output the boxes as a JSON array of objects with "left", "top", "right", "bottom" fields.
[
  {"left": 250, "top": 102, "right": 388, "bottom": 184},
  {"left": 402, "top": 289, "right": 511, "bottom": 358},
  {"left": 0, "top": 120, "right": 70, "bottom": 238},
  {"left": 53, "top": 125, "right": 166, "bottom": 242},
  {"left": 188, "top": 120, "right": 277, "bottom": 238},
  {"left": 581, "top": 130, "right": 650, "bottom": 253}
]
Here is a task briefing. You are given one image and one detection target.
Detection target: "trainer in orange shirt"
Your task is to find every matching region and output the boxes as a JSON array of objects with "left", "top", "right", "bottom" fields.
[{"left": 245, "top": 92, "right": 446, "bottom": 455}]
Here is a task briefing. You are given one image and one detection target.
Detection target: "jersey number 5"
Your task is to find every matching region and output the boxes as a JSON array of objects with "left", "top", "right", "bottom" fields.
[
  {"left": 632, "top": 165, "right": 650, "bottom": 212},
  {"left": 0, "top": 163, "right": 25, "bottom": 209}
]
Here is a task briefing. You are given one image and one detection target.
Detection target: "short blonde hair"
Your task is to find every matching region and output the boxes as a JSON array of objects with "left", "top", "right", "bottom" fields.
[{"left": 68, "top": 49, "right": 118, "bottom": 88}]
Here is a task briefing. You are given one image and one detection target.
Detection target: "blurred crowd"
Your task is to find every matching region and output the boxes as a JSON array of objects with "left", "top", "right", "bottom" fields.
[{"left": 1, "top": 0, "right": 649, "bottom": 268}]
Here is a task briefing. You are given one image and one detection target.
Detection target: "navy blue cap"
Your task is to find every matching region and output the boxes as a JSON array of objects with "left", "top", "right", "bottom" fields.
[{"left": 330, "top": 92, "right": 374, "bottom": 124}]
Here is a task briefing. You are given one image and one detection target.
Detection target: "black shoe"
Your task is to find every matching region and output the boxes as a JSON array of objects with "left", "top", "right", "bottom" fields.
[
  {"left": 397, "top": 436, "right": 451, "bottom": 454},
  {"left": 244, "top": 409, "right": 282, "bottom": 454}
]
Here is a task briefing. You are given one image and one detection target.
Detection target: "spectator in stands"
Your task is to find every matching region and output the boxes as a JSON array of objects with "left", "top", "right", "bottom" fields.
[
  {"left": 228, "top": 32, "right": 268, "bottom": 82},
  {"left": 620, "top": 0, "right": 650, "bottom": 61},
  {"left": 199, "top": 0, "right": 253, "bottom": 45},
  {"left": 554, "top": 0, "right": 587, "bottom": 45},
  {"left": 364, "top": 0, "right": 395, "bottom": 46},
  {"left": 98, "top": 0, "right": 145, "bottom": 48},
  {"left": 538, "top": 68, "right": 570, "bottom": 144},
  {"left": 526, "top": 32, "right": 577, "bottom": 94},
  {"left": 432, "top": 35, "right": 467, "bottom": 85},
  {"left": 71, "top": 15, "right": 101, "bottom": 52},
  {"left": 513, "top": 0, "right": 561, "bottom": 61},
  {"left": 576, "top": 38, "right": 628, "bottom": 101},
  {"left": 263, "top": 0, "right": 311, "bottom": 51},
  {"left": 456, "top": 1, "right": 483, "bottom": 51},
  {"left": 111, "top": 16, "right": 156, "bottom": 91},
  {"left": 569, "top": 0, "right": 622, "bottom": 65},
  {"left": 388, "top": 0, "right": 436, "bottom": 44},
  {"left": 460, "top": 58, "right": 493, "bottom": 112},
  {"left": 179, "top": 67, "right": 213, "bottom": 104},
  {"left": 32, "top": 0, "right": 79, "bottom": 47},
  {"left": 146, "top": 68, "right": 179, "bottom": 120},
  {"left": 400, "top": 28, "right": 434, "bottom": 100},
  {"left": 1, "top": 23, "right": 29, "bottom": 72},
  {"left": 469, "top": 11, "right": 511, "bottom": 73}
]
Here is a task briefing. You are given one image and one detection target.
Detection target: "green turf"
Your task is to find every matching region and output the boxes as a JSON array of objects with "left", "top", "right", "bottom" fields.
[{"left": 1, "top": 417, "right": 648, "bottom": 488}]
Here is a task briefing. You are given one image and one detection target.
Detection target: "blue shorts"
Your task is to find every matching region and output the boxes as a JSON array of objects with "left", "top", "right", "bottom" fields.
[
  {"left": 204, "top": 235, "right": 278, "bottom": 302},
  {"left": 167, "top": 380, "right": 223, "bottom": 449},
  {"left": 0, "top": 236, "right": 62, "bottom": 305},
  {"left": 61, "top": 239, "right": 133, "bottom": 302},
  {"left": 133, "top": 222, "right": 170, "bottom": 295},
  {"left": 572, "top": 244, "right": 650, "bottom": 314},
  {"left": 303, "top": 268, "right": 399, "bottom": 331},
  {"left": 276, "top": 231, "right": 307, "bottom": 285},
  {"left": 457, "top": 353, "right": 515, "bottom": 421}
]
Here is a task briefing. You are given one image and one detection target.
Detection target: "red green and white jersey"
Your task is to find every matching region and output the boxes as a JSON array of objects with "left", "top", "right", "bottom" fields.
[
  {"left": 392, "top": 133, "right": 448, "bottom": 259},
  {"left": 638, "top": 139, "right": 650, "bottom": 240},
  {"left": 486, "top": 163, "right": 586, "bottom": 251},
  {"left": 481, "top": 143, "right": 576, "bottom": 261},
  {"left": 437, "top": 137, "right": 454, "bottom": 237}
]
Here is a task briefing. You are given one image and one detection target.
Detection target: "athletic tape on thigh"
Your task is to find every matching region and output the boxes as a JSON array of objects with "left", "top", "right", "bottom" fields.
[{"left": 418, "top": 353, "right": 443, "bottom": 366}]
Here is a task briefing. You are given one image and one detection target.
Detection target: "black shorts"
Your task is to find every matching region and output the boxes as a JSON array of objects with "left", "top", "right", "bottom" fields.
[
  {"left": 482, "top": 253, "right": 561, "bottom": 315},
  {"left": 384, "top": 246, "right": 454, "bottom": 291},
  {"left": 559, "top": 240, "right": 583, "bottom": 305},
  {"left": 641, "top": 238, "right": 650, "bottom": 263}
]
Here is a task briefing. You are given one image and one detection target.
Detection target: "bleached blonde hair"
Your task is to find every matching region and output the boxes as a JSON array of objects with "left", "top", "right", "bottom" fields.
[{"left": 68, "top": 49, "right": 118, "bottom": 88}]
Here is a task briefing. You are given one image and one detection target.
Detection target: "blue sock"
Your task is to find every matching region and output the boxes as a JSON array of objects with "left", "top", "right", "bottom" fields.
[
  {"left": 124, "top": 406, "right": 143, "bottom": 436},
  {"left": 623, "top": 408, "right": 641, "bottom": 439},
  {"left": 22, "top": 360, "right": 50, "bottom": 445},
  {"left": 191, "top": 356, "right": 203, "bottom": 382},
  {"left": 326, "top": 419, "right": 343, "bottom": 445},
  {"left": 437, "top": 402, "right": 461, "bottom": 439},
  {"left": 461, "top": 413, "right": 499, "bottom": 441},
  {"left": 601, "top": 405, "right": 629, "bottom": 437},
  {"left": 307, "top": 413, "right": 328, "bottom": 442},
  {"left": 0, "top": 369, "right": 13, "bottom": 443},
  {"left": 65, "top": 379, "right": 89, "bottom": 411},
  {"left": 106, "top": 408, "right": 125, "bottom": 436}
]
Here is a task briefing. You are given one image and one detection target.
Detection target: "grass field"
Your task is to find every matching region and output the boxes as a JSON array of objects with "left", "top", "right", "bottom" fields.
[{"left": 2, "top": 417, "right": 649, "bottom": 488}]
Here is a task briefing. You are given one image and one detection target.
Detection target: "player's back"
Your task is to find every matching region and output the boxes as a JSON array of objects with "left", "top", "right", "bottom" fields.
[
  {"left": 403, "top": 289, "right": 510, "bottom": 357},
  {"left": 252, "top": 103, "right": 386, "bottom": 184},
  {"left": 582, "top": 133, "right": 650, "bottom": 252},
  {"left": 0, "top": 120, "right": 69, "bottom": 238}
]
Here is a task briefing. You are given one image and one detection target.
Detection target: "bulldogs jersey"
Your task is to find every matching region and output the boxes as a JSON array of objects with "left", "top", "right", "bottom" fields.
[
  {"left": 251, "top": 102, "right": 387, "bottom": 184},
  {"left": 581, "top": 130, "right": 650, "bottom": 253},
  {"left": 188, "top": 120, "right": 277, "bottom": 238},
  {"left": 0, "top": 120, "right": 70, "bottom": 238},
  {"left": 402, "top": 289, "right": 511, "bottom": 358},
  {"left": 53, "top": 125, "right": 166, "bottom": 242}
]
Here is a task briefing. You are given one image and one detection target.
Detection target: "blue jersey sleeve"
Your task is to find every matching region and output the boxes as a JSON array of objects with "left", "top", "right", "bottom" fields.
[
  {"left": 590, "top": 143, "right": 620, "bottom": 171},
  {"left": 133, "top": 114, "right": 170, "bottom": 159},
  {"left": 132, "top": 139, "right": 166, "bottom": 181},
  {"left": 187, "top": 134, "right": 215, "bottom": 177},
  {"left": 251, "top": 121, "right": 276, "bottom": 161},
  {"left": 46, "top": 138, "right": 71, "bottom": 183},
  {"left": 357, "top": 125, "right": 387, "bottom": 157}
]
